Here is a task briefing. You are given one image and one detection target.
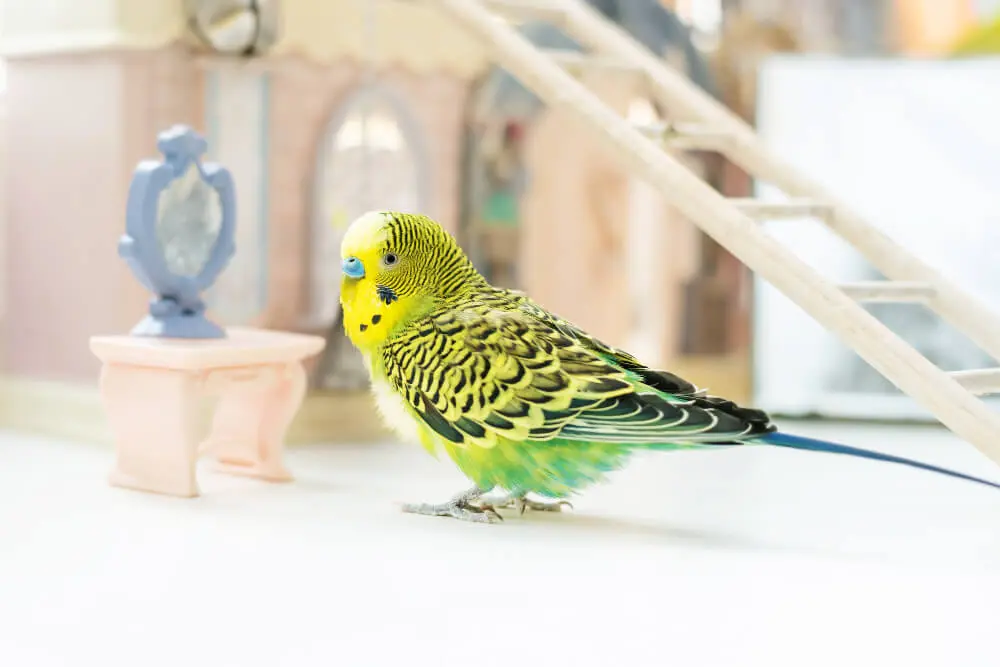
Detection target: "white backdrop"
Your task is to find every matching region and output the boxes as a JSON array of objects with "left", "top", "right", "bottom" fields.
[{"left": 752, "top": 56, "right": 1000, "bottom": 420}]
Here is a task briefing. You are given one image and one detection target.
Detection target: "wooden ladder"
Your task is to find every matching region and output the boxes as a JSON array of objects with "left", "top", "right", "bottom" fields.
[{"left": 421, "top": 0, "right": 1000, "bottom": 465}]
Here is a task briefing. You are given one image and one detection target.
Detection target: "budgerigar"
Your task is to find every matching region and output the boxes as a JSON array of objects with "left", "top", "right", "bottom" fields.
[{"left": 339, "top": 211, "right": 1000, "bottom": 523}]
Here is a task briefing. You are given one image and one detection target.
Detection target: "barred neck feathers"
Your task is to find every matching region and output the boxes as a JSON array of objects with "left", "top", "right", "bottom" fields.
[{"left": 377, "top": 212, "right": 488, "bottom": 303}]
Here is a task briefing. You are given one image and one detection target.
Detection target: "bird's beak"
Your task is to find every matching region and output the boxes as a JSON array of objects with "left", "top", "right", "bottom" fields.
[{"left": 342, "top": 256, "right": 365, "bottom": 279}]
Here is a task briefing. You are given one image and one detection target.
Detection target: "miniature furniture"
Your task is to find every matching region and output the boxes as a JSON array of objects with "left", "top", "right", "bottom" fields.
[
  {"left": 92, "top": 124, "right": 325, "bottom": 497},
  {"left": 425, "top": 0, "right": 1000, "bottom": 463},
  {"left": 91, "top": 327, "right": 324, "bottom": 498}
]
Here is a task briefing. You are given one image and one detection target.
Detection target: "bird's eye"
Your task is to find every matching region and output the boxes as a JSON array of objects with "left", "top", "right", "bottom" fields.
[{"left": 383, "top": 253, "right": 398, "bottom": 266}]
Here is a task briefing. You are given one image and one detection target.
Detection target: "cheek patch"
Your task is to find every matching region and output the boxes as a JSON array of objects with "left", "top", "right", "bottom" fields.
[{"left": 377, "top": 285, "right": 399, "bottom": 306}]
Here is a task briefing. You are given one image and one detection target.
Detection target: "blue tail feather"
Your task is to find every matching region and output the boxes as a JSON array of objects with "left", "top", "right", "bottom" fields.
[{"left": 760, "top": 432, "right": 1000, "bottom": 491}]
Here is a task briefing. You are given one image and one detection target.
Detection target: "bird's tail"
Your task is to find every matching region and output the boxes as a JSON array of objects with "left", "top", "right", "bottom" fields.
[{"left": 759, "top": 431, "right": 1000, "bottom": 491}]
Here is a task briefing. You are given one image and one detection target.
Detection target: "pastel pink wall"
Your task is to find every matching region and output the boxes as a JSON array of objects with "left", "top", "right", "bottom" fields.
[
  {"left": 2, "top": 50, "right": 471, "bottom": 381},
  {"left": 3, "top": 47, "right": 204, "bottom": 382},
  {"left": 1, "top": 46, "right": 722, "bottom": 383}
]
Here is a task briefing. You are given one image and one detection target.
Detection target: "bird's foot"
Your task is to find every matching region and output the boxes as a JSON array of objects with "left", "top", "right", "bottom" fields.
[
  {"left": 401, "top": 500, "right": 503, "bottom": 523},
  {"left": 483, "top": 493, "right": 573, "bottom": 515},
  {"left": 401, "top": 487, "right": 503, "bottom": 524}
]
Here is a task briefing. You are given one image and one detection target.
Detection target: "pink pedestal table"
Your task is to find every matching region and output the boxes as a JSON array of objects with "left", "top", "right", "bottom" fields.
[{"left": 89, "top": 327, "right": 326, "bottom": 498}]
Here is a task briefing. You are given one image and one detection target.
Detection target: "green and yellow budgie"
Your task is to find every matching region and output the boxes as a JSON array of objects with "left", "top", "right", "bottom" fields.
[{"left": 339, "top": 211, "right": 1000, "bottom": 523}]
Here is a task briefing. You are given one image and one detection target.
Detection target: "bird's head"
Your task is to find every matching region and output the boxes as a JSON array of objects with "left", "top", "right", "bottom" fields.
[{"left": 338, "top": 211, "right": 485, "bottom": 349}]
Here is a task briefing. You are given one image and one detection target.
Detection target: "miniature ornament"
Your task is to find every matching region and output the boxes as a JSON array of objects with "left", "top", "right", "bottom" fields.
[{"left": 119, "top": 125, "right": 236, "bottom": 338}]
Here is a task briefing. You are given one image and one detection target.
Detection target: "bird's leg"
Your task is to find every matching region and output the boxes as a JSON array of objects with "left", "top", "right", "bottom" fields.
[
  {"left": 482, "top": 491, "right": 572, "bottom": 515},
  {"left": 401, "top": 486, "right": 503, "bottom": 524}
]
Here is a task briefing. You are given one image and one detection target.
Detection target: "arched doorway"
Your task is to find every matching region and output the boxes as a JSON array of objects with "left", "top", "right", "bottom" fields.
[{"left": 307, "top": 85, "right": 429, "bottom": 389}]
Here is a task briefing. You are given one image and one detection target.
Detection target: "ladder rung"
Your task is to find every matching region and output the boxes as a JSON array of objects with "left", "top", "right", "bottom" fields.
[
  {"left": 839, "top": 281, "right": 936, "bottom": 303},
  {"left": 634, "top": 122, "right": 733, "bottom": 151},
  {"left": 730, "top": 198, "right": 832, "bottom": 220},
  {"left": 951, "top": 369, "right": 1000, "bottom": 396},
  {"left": 484, "top": 0, "right": 566, "bottom": 23},
  {"left": 542, "top": 49, "right": 644, "bottom": 76}
]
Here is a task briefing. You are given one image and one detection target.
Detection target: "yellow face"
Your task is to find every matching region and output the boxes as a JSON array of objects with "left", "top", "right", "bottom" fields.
[
  {"left": 339, "top": 210, "right": 484, "bottom": 354},
  {"left": 338, "top": 211, "right": 419, "bottom": 353}
]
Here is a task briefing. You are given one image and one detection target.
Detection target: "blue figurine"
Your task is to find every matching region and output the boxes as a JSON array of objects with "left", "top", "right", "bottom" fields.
[{"left": 119, "top": 125, "right": 237, "bottom": 338}]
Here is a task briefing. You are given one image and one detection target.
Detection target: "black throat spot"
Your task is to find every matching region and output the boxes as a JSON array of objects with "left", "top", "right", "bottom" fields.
[{"left": 376, "top": 285, "right": 399, "bottom": 306}]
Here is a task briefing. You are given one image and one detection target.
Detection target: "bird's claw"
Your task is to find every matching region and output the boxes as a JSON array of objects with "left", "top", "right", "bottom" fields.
[
  {"left": 485, "top": 496, "right": 572, "bottom": 515},
  {"left": 401, "top": 500, "right": 504, "bottom": 524},
  {"left": 514, "top": 497, "right": 572, "bottom": 514},
  {"left": 400, "top": 487, "right": 569, "bottom": 523}
]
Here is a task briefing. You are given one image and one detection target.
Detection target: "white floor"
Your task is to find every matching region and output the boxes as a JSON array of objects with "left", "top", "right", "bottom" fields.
[{"left": 2, "top": 421, "right": 1000, "bottom": 666}]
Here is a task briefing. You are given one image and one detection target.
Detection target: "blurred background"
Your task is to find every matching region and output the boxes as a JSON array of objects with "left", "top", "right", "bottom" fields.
[
  {"left": 1, "top": 0, "right": 999, "bottom": 442},
  {"left": 5, "top": 6, "right": 1000, "bottom": 662}
]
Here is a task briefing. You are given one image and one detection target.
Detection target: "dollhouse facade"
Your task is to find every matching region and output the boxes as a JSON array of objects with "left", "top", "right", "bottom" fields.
[
  {"left": 0, "top": 0, "right": 750, "bottom": 439},
  {"left": 1, "top": 0, "right": 478, "bottom": 383}
]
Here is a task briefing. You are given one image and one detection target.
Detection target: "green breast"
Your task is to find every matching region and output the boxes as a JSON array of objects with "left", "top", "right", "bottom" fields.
[{"left": 443, "top": 436, "right": 634, "bottom": 498}]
